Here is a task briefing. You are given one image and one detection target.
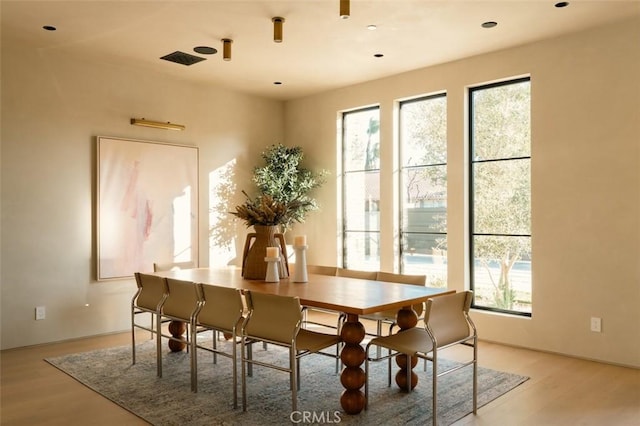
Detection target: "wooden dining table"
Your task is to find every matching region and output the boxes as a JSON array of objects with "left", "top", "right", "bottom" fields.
[{"left": 152, "top": 266, "right": 452, "bottom": 414}]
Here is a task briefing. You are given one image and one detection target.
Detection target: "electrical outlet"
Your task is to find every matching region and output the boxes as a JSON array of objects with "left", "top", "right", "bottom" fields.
[
  {"left": 35, "top": 306, "right": 46, "bottom": 320},
  {"left": 590, "top": 317, "right": 601, "bottom": 333}
]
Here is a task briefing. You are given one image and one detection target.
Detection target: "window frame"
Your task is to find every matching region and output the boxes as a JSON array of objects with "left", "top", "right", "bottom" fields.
[
  {"left": 341, "top": 105, "right": 381, "bottom": 270},
  {"left": 468, "top": 76, "right": 532, "bottom": 317},
  {"left": 398, "top": 93, "right": 448, "bottom": 283}
]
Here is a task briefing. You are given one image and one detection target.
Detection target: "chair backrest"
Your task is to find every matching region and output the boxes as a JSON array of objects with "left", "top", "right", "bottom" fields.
[
  {"left": 244, "top": 291, "right": 302, "bottom": 345},
  {"left": 424, "top": 291, "right": 474, "bottom": 347},
  {"left": 307, "top": 265, "right": 338, "bottom": 276},
  {"left": 336, "top": 268, "right": 377, "bottom": 280},
  {"left": 376, "top": 272, "right": 427, "bottom": 317},
  {"left": 153, "top": 261, "right": 196, "bottom": 272},
  {"left": 134, "top": 272, "right": 167, "bottom": 310},
  {"left": 197, "top": 284, "right": 244, "bottom": 331},
  {"left": 162, "top": 278, "right": 199, "bottom": 319},
  {"left": 376, "top": 271, "right": 426, "bottom": 286}
]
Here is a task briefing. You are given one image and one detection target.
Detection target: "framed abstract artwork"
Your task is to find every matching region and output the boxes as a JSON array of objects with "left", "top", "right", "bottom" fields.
[{"left": 97, "top": 136, "right": 199, "bottom": 280}]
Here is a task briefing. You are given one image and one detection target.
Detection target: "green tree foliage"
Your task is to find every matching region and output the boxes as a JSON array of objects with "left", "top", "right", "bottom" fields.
[
  {"left": 403, "top": 82, "right": 531, "bottom": 311},
  {"left": 402, "top": 96, "right": 447, "bottom": 232},
  {"left": 472, "top": 81, "right": 531, "bottom": 310},
  {"left": 251, "top": 144, "right": 326, "bottom": 229}
]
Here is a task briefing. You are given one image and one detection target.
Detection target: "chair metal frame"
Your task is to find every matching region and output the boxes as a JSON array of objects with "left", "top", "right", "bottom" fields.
[
  {"left": 364, "top": 291, "right": 478, "bottom": 425},
  {"left": 191, "top": 284, "right": 249, "bottom": 406},
  {"left": 299, "top": 265, "right": 342, "bottom": 373},
  {"left": 364, "top": 271, "right": 427, "bottom": 336},
  {"left": 156, "top": 278, "right": 200, "bottom": 379},
  {"left": 131, "top": 272, "right": 168, "bottom": 377},
  {"left": 240, "top": 291, "right": 341, "bottom": 412}
]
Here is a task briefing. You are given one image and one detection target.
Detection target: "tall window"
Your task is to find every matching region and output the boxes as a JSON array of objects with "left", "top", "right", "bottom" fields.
[
  {"left": 342, "top": 107, "right": 380, "bottom": 270},
  {"left": 399, "top": 94, "right": 447, "bottom": 287},
  {"left": 469, "top": 77, "right": 531, "bottom": 315}
]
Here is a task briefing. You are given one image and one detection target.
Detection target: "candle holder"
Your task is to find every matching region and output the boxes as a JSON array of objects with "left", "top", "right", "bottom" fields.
[
  {"left": 264, "top": 256, "right": 280, "bottom": 282},
  {"left": 293, "top": 245, "right": 308, "bottom": 283}
]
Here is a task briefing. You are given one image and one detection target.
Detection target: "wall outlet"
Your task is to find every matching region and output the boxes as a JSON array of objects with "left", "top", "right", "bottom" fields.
[
  {"left": 35, "top": 306, "right": 46, "bottom": 320},
  {"left": 590, "top": 317, "right": 602, "bottom": 333}
]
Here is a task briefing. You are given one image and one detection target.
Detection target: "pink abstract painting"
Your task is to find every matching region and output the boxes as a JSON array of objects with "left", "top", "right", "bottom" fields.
[{"left": 97, "top": 136, "right": 198, "bottom": 280}]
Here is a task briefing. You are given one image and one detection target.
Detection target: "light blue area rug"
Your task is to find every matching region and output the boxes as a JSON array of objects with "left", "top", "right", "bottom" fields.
[{"left": 45, "top": 337, "right": 527, "bottom": 425}]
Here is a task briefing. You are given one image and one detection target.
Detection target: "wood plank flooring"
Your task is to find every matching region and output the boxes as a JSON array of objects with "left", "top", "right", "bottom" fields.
[{"left": 1, "top": 315, "right": 638, "bottom": 425}]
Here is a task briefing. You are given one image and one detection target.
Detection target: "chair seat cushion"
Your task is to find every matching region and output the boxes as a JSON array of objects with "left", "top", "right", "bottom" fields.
[
  {"left": 361, "top": 304, "right": 424, "bottom": 322},
  {"left": 296, "top": 329, "right": 341, "bottom": 353},
  {"left": 369, "top": 327, "right": 433, "bottom": 356}
]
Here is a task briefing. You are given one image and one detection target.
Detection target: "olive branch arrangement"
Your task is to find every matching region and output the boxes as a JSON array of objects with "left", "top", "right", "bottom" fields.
[
  {"left": 231, "top": 144, "right": 326, "bottom": 230},
  {"left": 230, "top": 190, "right": 312, "bottom": 228}
]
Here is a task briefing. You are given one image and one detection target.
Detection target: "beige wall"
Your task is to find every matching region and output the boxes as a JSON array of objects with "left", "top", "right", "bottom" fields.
[
  {"left": 1, "top": 42, "right": 283, "bottom": 349},
  {"left": 2, "top": 16, "right": 638, "bottom": 368},
  {"left": 284, "top": 18, "right": 640, "bottom": 367}
]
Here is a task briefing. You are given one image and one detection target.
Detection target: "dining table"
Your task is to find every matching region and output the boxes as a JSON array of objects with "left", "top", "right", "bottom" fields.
[{"left": 152, "top": 266, "right": 453, "bottom": 414}]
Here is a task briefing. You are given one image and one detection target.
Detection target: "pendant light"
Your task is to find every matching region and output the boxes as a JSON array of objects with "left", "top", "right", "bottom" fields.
[
  {"left": 222, "top": 38, "right": 232, "bottom": 61},
  {"left": 273, "top": 17, "right": 285, "bottom": 43},
  {"left": 340, "top": 0, "right": 350, "bottom": 19}
]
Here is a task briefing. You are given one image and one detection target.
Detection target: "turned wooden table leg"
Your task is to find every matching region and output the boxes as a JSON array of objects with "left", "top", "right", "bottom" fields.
[
  {"left": 339, "top": 314, "right": 366, "bottom": 414},
  {"left": 395, "top": 306, "right": 419, "bottom": 391},
  {"left": 168, "top": 320, "right": 187, "bottom": 352}
]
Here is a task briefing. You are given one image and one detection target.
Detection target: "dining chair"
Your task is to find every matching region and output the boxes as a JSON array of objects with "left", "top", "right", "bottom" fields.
[
  {"left": 131, "top": 272, "right": 168, "bottom": 377},
  {"left": 300, "top": 265, "right": 342, "bottom": 373},
  {"left": 157, "top": 278, "right": 201, "bottom": 379},
  {"left": 364, "top": 291, "right": 478, "bottom": 425},
  {"left": 335, "top": 268, "right": 378, "bottom": 280},
  {"left": 153, "top": 260, "right": 196, "bottom": 272},
  {"left": 240, "top": 291, "right": 342, "bottom": 412},
  {"left": 362, "top": 271, "right": 427, "bottom": 365},
  {"left": 333, "top": 269, "right": 377, "bottom": 328},
  {"left": 191, "top": 284, "right": 246, "bottom": 405},
  {"left": 365, "top": 271, "right": 427, "bottom": 336},
  {"left": 307, "top": 265, "right": 338, "bottom": 276}
]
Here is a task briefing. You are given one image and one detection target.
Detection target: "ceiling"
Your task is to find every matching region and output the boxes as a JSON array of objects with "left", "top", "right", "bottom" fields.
[{"left": 2, "top": 1, "right": 639, "bottom": 100}]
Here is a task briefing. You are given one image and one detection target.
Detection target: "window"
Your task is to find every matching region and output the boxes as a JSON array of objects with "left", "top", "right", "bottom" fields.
[
  {"left": 342, "top": 107, "right": 380, "bottom": 270},
  {"left": 399, "top": 94, "right": 447, "bottom": 287},
  {"left": 469, "top": 77, "right": 531, "bottom": 315}
]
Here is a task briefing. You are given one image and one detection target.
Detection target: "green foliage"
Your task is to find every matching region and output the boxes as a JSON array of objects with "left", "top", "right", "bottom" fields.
[
  {"left": 235, "top": 144, "right": 326, "bottom": 229},
  {"left": 404, "top": 83, "right": 531, "bottom": 310},
  {"left": 471, "top": 81, "right": 531, "bottom": 310}
]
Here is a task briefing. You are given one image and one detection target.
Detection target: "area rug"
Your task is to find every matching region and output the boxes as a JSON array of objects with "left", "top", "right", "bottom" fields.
[{"left": 45, "top": 337, "right": 527, "bottom": 425}]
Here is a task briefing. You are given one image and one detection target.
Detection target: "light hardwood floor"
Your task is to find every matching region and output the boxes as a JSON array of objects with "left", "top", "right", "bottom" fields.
[{"left": 1, "top": 317, "right": 638, "bottom": 425}]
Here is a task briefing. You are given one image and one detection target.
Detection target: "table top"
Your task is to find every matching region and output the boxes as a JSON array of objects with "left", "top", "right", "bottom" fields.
[{"left": 153, "top": 267, "right": 452, "bottom": 316}]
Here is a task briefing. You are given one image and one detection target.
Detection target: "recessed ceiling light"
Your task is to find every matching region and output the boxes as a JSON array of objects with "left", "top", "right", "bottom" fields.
[
  {"left": 367, "top": 25, "right": 377, "bottom": 30},
  {"left": 374, "top": 53, "right": 384, "bottom": 58},
  {"left": 43, "top": 25, "right": 56, "bottom": 31},
  {"left": 194, "top": 46, "right": 217, "bottom": 55},
  {"left": 481, "top": 21, "right": 498, "bottom": 29},
  {"left": 555, "top": 2, "right": 569, "bottom": 7},
  {"left": 274, "top": 81, "right": 283, "bottom": 85}
]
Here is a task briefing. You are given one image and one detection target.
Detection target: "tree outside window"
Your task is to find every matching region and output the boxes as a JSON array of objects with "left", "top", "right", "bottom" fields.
[
  {"left": 342, "top": 107, "right": 380, "bottom": 270},
  {"left": 400, "top": 94, "right": 447, "bottom": 287},
  {"left": 470, "top": 78, "right": 532, "bottom": 315}
]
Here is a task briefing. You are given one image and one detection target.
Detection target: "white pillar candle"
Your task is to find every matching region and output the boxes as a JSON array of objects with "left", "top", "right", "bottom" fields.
[
  {"left": 266, "top": 246, "right": 280, "bottom": 258},
  {"left": 294, "top": 235, "right": 307, "bottom": 247}
]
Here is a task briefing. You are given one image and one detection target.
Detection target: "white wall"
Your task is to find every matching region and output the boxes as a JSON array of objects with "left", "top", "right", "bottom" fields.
[
  {"left": 1, "top": 41, "right": 283, "bottom": 349},
  {"left": 284, "top": 18, "right": 640, "bottom": 367}
]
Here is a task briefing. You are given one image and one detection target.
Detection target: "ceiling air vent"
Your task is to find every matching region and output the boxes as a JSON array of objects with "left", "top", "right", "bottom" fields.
[{"left": 160, "top": 51, "right": 206, "bottom": 66}]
